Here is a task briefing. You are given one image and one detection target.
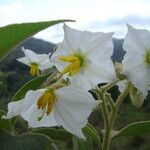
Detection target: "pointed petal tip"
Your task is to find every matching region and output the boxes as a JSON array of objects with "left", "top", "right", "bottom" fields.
[
  {"left": 74, "top": 129, "right": 86, "bottom": 140},
  {"left": 16, "top": 57, "right": 23, "bottom": 61},
  {"left": 126, "top": 24, "right": 138, "bottom": 33},
  {"left": 126, "top": 23, "right": 131, "bottom": 27},
  {"left": 21, "top": 46, "right": 26, "bottom": 52},
  {"left": 1, "top": 115, "right": 8, "bottom": 119},
  {"left": 80, "top": 133, "right": 86, "bottom": 140},
  {"left": 16, "top": 58, "right": 20, "bottom": 61},
  {"left": 63, "top": 23, "right": 69, "bottom": 30}
]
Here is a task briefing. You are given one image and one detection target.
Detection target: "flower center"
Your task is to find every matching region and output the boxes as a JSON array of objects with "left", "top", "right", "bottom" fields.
[
  {"left": 59, "top": 54, "right": 85, "bottom": 76},
  {"left": 30, "top": 63, "right": 39, "bottom": 76},
  {"left": 146, "top": 51, "right": 150, "bottom": 64},
  {"left": 37, "top": 89, "right": 56, "bottom": 115}
]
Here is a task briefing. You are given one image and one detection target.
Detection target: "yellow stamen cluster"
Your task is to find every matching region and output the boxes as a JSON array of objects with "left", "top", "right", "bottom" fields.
[
  {"left": 30, "top": 63, "right": 39, "bottom": 76},
  {"left": 37, "top": 89, "right": 56, "bottom": 115},
  {"left": 59, "top": 55, "right": 83, "bottom": 76},
  {"left": 146, "top": 51, "right": 150, "bottom": 64}
]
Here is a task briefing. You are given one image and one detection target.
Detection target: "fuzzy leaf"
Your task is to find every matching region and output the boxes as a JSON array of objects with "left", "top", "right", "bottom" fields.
[
  {"left": 0, "top": 19, "right": 74, "bottom": 60},
  {"left": 113, "top": 121, "right": 150, "bottom": 138}
]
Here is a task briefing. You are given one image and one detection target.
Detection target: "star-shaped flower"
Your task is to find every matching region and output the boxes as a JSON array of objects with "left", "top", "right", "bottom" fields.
[
  {"left": 3, "top": 86, "right": 98, "bottom": 139},
  {"left": 50, "top": 25, "right": 116, "bottom": 90},
  {"left": 17, "top": 47, "right": 51, "bottom": 76},
  {"left": 122, "top": 25, "right": 150, "bottom": 98}
]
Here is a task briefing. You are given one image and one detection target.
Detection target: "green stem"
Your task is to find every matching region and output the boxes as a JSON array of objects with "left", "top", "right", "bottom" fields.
[
  {"left": 115, "top": 81, "right": 130, "bottom": 108},
  {"left": 101, "top": 79, "right": 120, "bottom": 91},
  {"left": 102, "top": 92, "right": 110, "bottom": 127},
  {"left": 100, "top": 92, "right": 110, "bottom": 150},
  {"left": 105, "top": 93, "right": 115, "bottom": 111},
  {"left": 101, "top": 81, "right": 130, "bottom": 150}
]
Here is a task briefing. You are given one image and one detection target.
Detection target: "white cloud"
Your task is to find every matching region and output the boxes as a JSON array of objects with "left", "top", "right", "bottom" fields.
[
  {"left": 0, "top": 1, "right": 22, "bottom": 15},
  {"left": 0, "top": 1, "right": 24, "bottom": 26},
  {"left": 0, "top": 0, "right": 150, "bottom": 42}
]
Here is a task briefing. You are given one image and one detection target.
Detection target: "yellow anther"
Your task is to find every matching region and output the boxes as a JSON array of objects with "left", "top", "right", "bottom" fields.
[
  {"left": 59, "top": 55, "right": 79, "bottom": 63},
  {"left": 30, "top": 63, "right": 39, "bottom": 76},
  {"left": 59, "top": 55, "right": 83, "bottom": 76},
  {"left": 62, "top": 60, "right": 81, "bottom": 75},
  {"left": 37, "top": 90, "right": 56, "bottom": 115},
  {"left": 146, "top": 51, "right": 150, "bottom": 64},
  {"left": 69, "top": 67, "right": 80, "bottom": 76}
]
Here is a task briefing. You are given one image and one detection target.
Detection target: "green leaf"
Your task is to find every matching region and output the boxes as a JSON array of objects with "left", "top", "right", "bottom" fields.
[
  {"left": 0, "top": 110, "right": 12, "bottom": 132},
  {"left": 33, "top": 128, "right": 72, "bottom": 141},
  {"left": 113, "top": 121, "right": 150, "bottom": 138},
  {"left": 13, "top": 67, "right": 58, "bottom": 101},
  {"left": 83, "top": 123, "right": 102, "bottom": 148},
  {"left": 0, "top": 129, "right": 52, "bottom": 150},
  {"left": 0, "top": 19, "right": 74, "bottom": 60}
]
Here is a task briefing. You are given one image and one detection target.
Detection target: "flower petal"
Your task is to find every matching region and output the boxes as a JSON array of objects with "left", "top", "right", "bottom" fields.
[
  {"left": 36, "top": 54, "right": 50, "bottom": 61},
  {"left": 84, "top": 61, "right": 116, "bottom": 88},
  {"left": 124, "top": 62, "right": 149, "bottom": 98},
  {"left": 69, "top": 60, "right": 116, "bottom": 91},
  {"left": 54, "top": 86, "right": 99, "bottom": 139},
  {"left": 124, "top": 25, "right": 150, "bottom": 53},
  {"left": 50, "top": 25, "right": 116, "bottom": 90},
  {"left": 2, "top": 100, "right": 23, "bottom": 119},
  {"left": 37, "top": 55, "right": 51, "bottom": 71},
  {"left": 80, "top": 31, "right": 114, "bottom": 61},
  {"left": 21, "top": 89, "right": 57, "bottom": 127},
  {"left": 54, "top": 40, "right": 73, "bottom": 56},
  {"left": 22, "top": 89, "right": 46, "bottom": 110},
  {"left": 51, "top": 25, "right": 81, "bottom": 61},
  {"left": 17, "top": 57, "right": 31, "bottom": 66},
  {"left": 21, "top": 103, "right": 57, "bottom": 128},
  {"left": 21, "top": 47, "right": 39, "bottom": 63},
  {"left": 123, "top": 25, "right": 150, "bottom": 98},
  {"left": 69, "top": 73, "right": 93, "bottom": 91},
  {"left": 2, "top": 89, "right": 45, "bottom": 119},
  {"left": 63, "top": 24, "right": 83, "bottom": 51}
]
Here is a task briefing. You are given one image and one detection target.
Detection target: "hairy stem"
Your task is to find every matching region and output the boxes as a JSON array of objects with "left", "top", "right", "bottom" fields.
[
  {"left": 105, "top": 93, "right": 115, "bottom": 111},
  {"left": 100, "top": 81, "right": 130, "bottom": 150},
  {"left": 100, "top": 92, "right": 110, "bottom": 150},
  {"left": 101, "top": 79, "right": 120, "bottom": 91},
  {"left": 115, "top": 81, "right": 130, "bottom": 108}
]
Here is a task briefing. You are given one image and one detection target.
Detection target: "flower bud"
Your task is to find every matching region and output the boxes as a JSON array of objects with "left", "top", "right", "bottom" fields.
[
  {"left": 114, "top": 62, "right": 126, "bottom": 80},
  {"left": 130, "top": 85, "right": 144, "bottom": 108}
]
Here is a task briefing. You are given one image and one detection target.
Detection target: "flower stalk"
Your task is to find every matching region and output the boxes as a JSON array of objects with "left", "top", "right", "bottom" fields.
[{"left": 96, "top": 80, "right": 130, "bottom": 150}]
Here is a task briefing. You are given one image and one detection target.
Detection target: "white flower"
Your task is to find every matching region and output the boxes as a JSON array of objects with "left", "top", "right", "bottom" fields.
[
  {"left": 122, "top": 24, "right": 150, "bottom": 98},
  {"left": 50, "top": 25, "right": 116, "bottom": 90},
  {"left": 3, "top": 86, "right": 98, "bottom": 139},
  {"left": 17, "top": 47, "right": 51, "bottom": 76}
]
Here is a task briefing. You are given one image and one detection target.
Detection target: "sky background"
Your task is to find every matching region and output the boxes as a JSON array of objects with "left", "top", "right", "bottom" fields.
[{"left": 0, "top": 0, "right": 150, "bottom": 43}]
